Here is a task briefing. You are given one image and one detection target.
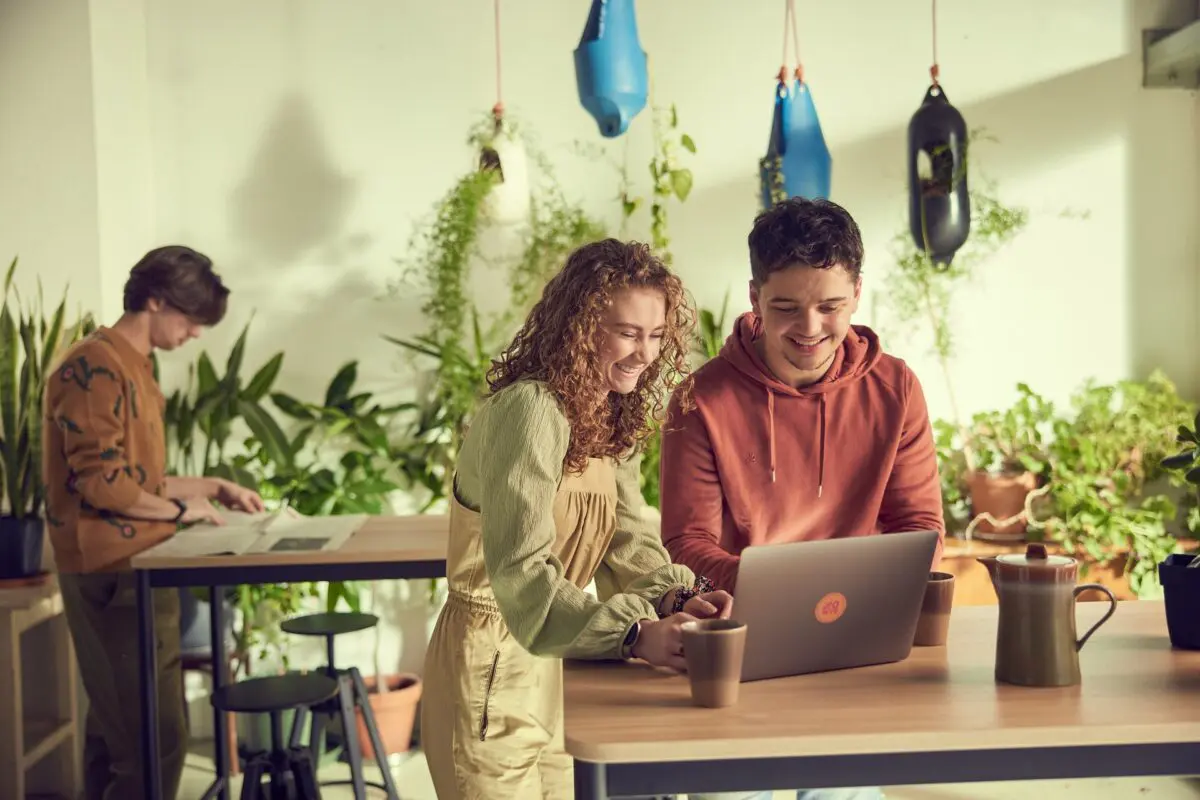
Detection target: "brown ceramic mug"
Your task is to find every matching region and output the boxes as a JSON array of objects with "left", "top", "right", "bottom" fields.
[
  {"left": 681, "top": 619, "right": 747, "bottom": 708},
  {"left": 913, "top": 571, "right": 955, "bottom": 646}
]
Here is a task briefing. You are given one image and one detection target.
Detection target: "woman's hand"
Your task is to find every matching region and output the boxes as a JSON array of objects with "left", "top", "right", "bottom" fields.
[
  {"left": 683, "top": 590, "right": 734, "bottom": 620},
  {"left": 631, "top": 612, "right": 697, "bottom": 672}
]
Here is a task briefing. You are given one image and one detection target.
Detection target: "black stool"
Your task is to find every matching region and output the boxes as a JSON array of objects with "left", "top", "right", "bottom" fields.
[
  {"left": 280, "top": 612, "right": 400, "bottom": 799},
  {"left": 209, "top": 672, "right": 338, "bottom": 800}
]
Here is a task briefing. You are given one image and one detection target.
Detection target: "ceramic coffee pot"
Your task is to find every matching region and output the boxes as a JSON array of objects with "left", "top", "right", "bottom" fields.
[{"left": 978, "top": 543, "right": 1118, "bottom": 687}]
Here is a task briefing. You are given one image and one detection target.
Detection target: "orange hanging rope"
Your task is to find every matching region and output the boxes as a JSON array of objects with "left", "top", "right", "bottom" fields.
[
  {"left": 778, "top": 0, "right": 804, "bottom": 84},
  {"left": 789, "top": 0, "right": 803, "bottom": 85},
  {"left": 929, "top": 0, "right": 940, "bottom": 85},
  {"left": 492, "top": 0, "right": 504, "bottom": 120}
]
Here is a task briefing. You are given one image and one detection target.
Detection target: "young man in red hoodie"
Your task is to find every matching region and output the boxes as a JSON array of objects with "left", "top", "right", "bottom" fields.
[{"left": 661, "top": 197, "right": 945, "bottom": 596}]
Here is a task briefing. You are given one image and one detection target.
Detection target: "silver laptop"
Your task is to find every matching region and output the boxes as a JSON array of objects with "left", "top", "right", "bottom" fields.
[{"left": 734, "top": 531, "right": 940, "bottom": 682}]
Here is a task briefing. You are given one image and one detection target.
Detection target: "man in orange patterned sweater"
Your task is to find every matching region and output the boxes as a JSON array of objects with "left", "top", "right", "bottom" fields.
[{"left": 43, "top": 245, "right": 264, "bottom": 800}]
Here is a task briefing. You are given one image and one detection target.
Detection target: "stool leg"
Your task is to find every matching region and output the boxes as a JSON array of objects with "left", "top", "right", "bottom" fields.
[
  {"left": 288, "top": 746, "right": 323, "bottom": 800},
  {"left": 348, "top": 667, "right": 401, "bottom": 800},
  {"left": 267, "top": 711, "right": 293, "bottom": 800},
  {"left": 307, "top": 706, "right": 326, "bottom": 766},
  {"left": 288, "top": 707, "right": 308, "bottom": 750},
  {"left": 335, "top": 676, "right": 367, "bottom": 800},
  {"left": 238, "top": 756, "right": 267, "bottom": 800}
]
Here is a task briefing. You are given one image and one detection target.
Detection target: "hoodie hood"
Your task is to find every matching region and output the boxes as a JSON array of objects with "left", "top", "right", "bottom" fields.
[{"left": 719, "top": 311, "right": 882, "bottom": 491}]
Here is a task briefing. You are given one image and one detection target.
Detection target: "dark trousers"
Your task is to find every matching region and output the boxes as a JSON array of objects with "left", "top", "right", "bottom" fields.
[{"left": 60, "top": 571, "right": 187, "bottom": 800}]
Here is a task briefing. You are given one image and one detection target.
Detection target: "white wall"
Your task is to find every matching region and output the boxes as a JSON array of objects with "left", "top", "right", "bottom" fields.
[{"left": 0, "top": 0, "right": 101, "bottom": 311}]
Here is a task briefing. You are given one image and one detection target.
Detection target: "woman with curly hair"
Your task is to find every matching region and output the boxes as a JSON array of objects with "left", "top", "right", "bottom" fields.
[{"left": 421, "top": 238, "right": 733, "bottom": 798}]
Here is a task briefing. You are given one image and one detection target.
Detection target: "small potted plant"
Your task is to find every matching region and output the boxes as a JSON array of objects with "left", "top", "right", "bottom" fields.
[
  {"left": 960, "top": 384, "right": 1054, "bottom": 541},
  {"left": 0, "top": 259, "right": 92, "bottom": 580},
  {"left": 1159, "top": 412, "right": 1200, "bottom": 649}
]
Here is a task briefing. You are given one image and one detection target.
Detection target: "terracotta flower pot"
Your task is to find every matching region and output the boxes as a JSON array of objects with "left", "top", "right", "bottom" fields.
[
  {"left": 968, "top": 470, "right": 1038, "bottom": 540},
  {"left": 354, "top": 673, "right": 422, "bottom": 760}
]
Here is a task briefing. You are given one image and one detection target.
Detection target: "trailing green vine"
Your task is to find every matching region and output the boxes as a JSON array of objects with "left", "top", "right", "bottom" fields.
[{"left": 389, "top": 112, "right": 606, "bottom": 505}]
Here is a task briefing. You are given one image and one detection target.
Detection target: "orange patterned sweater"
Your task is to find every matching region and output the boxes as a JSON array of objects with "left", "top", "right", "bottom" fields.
[{"left": 42, "top": 327, "right": 177, "bottom": 572}]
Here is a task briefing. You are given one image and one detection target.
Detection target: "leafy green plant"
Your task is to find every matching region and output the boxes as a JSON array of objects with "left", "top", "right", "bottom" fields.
[
  {"left": 1162, "top": 413, "right": 1200, "bottom": 566},
  {"left": 1034, "top": 371, "right": 1198, "bottom": 594},
  {"left": 390, "top": 113, "right": 606, "bottom": 505},
  {"left": 236, "top": 360, "right": 425, "bottom": 612},
  {"left": 159, "top": 321, "right": 283, "bottom": 482},
  {"left": 618, "top": 104, "right": 695, "bottom": 263},
  {"left": 0, "top": 258, "right": 94, "bottom": 521}
]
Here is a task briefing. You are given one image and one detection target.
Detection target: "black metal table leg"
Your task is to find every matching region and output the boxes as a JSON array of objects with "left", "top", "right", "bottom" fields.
[
  {"left": 348, "top": 668, "right": 400, "bottom": 799},
  {"left": 137, "top": 569, "right": 163, "bottom": 800},
  {"left": 574, "top": 759, "right": 607, "bottom": 800},
  {"left": 210, "top": 585, "right": 231, "bottom": 800}
]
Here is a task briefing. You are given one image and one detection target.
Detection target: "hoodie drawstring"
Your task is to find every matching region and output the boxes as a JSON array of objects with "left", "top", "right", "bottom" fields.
[
  {"left": 765, "top": 387, "right": 826, "bottom": 498},
  {"left": 767, "top": 389, "right": 777, "bottom": 483},
  {"left": 818, "top": 394, "right": 826, "bottom": 498}
]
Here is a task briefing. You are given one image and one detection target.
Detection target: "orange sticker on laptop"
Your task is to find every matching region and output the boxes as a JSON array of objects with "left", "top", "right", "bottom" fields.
[{"left": 815, "top": 592, "right": 847, "bottom": 623}]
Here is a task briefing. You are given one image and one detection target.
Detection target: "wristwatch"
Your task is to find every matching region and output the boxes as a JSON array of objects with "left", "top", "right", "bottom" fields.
[
  {"left": 621, "top": 620, "right": 642, "bottom": 660},
  {"left": 170, "top": 498, "right": 187, "bottom": 523}
]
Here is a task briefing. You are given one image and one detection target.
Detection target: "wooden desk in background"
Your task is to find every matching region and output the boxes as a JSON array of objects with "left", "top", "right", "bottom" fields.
[
  {"left": 130, "top": 514, "right": 450, "bottom": 800},
  {"left": 564, "top": 602, "right": 1200, "bottom": 799}
]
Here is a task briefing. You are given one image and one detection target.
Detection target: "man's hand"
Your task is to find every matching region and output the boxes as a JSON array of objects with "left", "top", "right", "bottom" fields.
[
  {"left": 179, "top": 498, "right": 226, "bottom": 526},
  {"left": 215, "top": 480, "right": 266, "bottom": 513},
  {"left": 631, "top": 612, "right": 697, "bottom": 672},
  {"left": 682, "top": 590, "right": 734, "bottom": 620}
]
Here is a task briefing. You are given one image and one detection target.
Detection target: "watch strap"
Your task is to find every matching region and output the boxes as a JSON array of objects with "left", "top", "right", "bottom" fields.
[{"left": 171, "top": 498, "right": 187, "bottom": 523}]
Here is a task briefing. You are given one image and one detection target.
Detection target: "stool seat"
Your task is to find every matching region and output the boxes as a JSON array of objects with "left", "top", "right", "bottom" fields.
[
  {"left": 212, "top": 673, "right": 339, "bottom": 715},
  {"left": 280, "top": 611, "right": 379, "bottom": 638}
]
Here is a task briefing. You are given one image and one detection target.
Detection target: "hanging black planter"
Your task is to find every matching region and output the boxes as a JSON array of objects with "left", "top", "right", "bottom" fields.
[{"left": 907, "top": 83, "right": 969, "bottom": 265}]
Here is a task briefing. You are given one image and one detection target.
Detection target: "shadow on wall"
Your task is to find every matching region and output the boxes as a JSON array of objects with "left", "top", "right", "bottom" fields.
[
  {"left": 231, "top": 93, "right": 359, "bottom": 266},
  {"left": 214, "top": 92, "right": 422, "bottom": 402}
]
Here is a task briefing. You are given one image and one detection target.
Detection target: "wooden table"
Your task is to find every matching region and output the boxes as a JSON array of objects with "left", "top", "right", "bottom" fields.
[
  {"left": 0, "top": 578, "right": 80, "bottom": 799},
  {"left": 130, "top": 515, "right": 449, "bottom": 800},
  {"left": 564, "top": 601, "right": 1200, "bottom": 798}
]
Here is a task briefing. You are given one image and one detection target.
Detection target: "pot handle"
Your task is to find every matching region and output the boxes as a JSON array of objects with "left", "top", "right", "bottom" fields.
[{"left": 1073, "top": 583, "right": 1117, "bottom": 651}]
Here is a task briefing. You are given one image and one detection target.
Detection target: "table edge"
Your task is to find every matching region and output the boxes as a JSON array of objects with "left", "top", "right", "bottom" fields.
[{"left": 564, "top": 721, "right": 1200, "bottom": 764}]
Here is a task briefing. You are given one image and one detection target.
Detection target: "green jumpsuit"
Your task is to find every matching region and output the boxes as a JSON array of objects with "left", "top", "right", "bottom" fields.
[{"left": 421, "top": 380, "right": 694, "bottom": 798}]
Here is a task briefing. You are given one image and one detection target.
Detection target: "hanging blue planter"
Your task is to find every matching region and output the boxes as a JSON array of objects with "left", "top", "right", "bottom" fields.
[
  {"left": 783, "top": 80, "right": 832, "bottom": 200},
  {"left": 907, "top": 83, "right": 970, "bottom": 265},
  {"left": 573, "top": 0, "right": 648, "bottom": 138},
  {"left": 759, "top": 78, "right": 832, "bottom": 209}
]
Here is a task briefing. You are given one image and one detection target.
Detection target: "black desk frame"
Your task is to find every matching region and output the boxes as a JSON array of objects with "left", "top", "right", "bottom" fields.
[{"left": 136, "top": 559, "right": 446, "bottom": 800}]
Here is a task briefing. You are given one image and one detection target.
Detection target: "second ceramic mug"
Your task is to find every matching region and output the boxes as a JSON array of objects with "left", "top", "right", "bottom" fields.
[{"left": 913, "top": 571, "right": 955, "bottom": 646}]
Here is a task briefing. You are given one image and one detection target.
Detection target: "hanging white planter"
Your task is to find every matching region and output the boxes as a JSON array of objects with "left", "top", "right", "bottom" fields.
[{"left": 479, "top": 123, "right": 531, "bottom": 226}]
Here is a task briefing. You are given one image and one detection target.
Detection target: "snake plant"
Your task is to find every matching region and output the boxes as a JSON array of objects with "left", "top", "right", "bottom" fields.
[{"left": 0, "top": 257, "right": 93, "bottom": 520}]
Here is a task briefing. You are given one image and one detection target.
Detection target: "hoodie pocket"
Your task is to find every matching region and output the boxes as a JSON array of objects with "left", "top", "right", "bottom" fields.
[{"left": 478, "top": 650, "right": 500, "bottom": 741}]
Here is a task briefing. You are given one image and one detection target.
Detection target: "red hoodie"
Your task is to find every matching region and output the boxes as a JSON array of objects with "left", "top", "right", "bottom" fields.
[{"left": 660, "top": 312, "right": 944, "bottom": 593}]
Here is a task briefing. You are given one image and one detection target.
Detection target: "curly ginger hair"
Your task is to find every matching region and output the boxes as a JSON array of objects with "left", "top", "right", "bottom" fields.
[{"left": 488, "top": 239, "right": 696, "bottom": 474}]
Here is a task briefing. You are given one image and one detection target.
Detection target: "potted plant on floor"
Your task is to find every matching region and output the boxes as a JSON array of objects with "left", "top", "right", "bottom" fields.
[
  {"left": 0, "top": 259, "right": 93, "bottom": 580},
  {"left": 1159, "top": 411, "right": 1200, "bottom": 648}
]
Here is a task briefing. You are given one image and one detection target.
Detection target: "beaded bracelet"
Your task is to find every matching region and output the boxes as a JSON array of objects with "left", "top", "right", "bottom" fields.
[{"left": 670, "top": 576, "right": 715, "bottom": 615}]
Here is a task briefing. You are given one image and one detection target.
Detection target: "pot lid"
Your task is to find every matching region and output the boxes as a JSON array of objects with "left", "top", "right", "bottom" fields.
[{"left": 996, "top": 542, "right": 1075, "bottom": 569}]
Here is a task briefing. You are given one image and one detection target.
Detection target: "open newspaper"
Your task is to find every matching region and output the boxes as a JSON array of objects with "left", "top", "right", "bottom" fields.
[{"left": 142, "top": 508, "right": 367, "bottom": 558}]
